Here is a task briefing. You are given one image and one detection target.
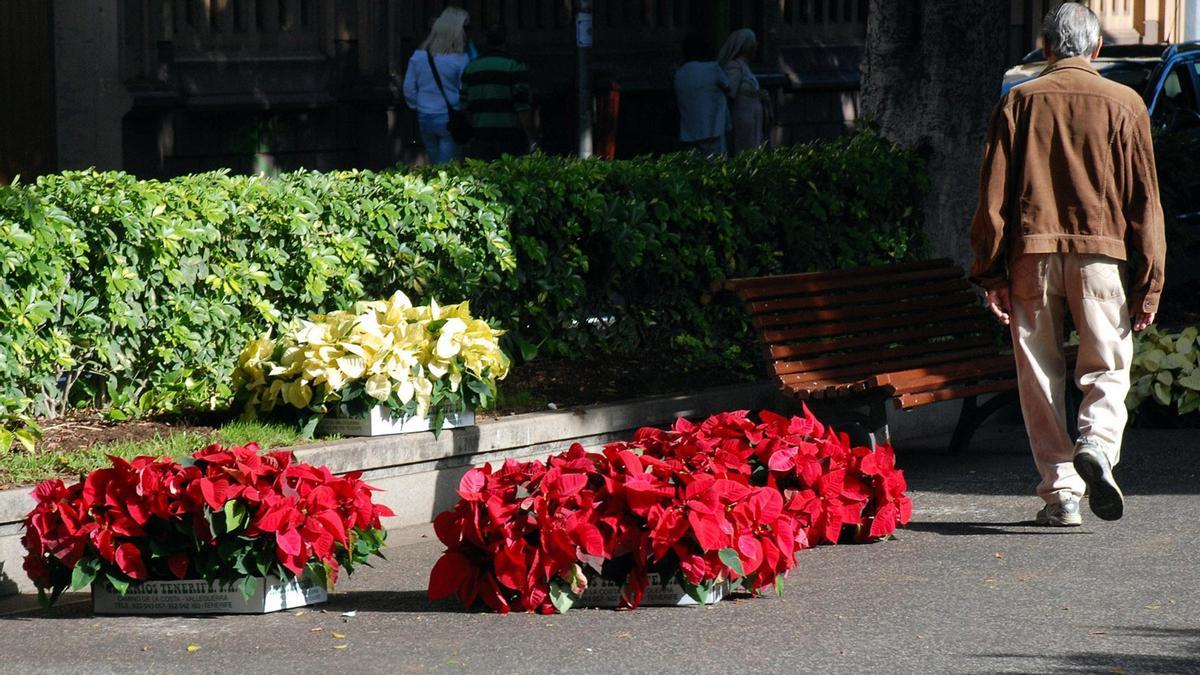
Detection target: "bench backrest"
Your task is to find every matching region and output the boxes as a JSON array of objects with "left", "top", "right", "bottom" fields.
[{"left": 727, "top": 259, "right": 1004, "bottom": 399}]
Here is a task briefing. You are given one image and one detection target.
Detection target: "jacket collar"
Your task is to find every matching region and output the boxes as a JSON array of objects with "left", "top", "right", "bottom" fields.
[{"left": 1039, "top": 55, "right": 1100, "bottom": 78}]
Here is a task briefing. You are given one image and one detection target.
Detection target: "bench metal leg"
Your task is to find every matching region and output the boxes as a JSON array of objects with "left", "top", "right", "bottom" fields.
[
  {"left": 948, "top": 391, "right": 1019, "bottom": 454},
  {"left": 789, "top": 396, "right": 890, "bottom": 451}
]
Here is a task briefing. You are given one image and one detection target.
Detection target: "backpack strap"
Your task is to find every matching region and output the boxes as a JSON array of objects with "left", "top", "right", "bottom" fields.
[{"left": 425, "top": 51, "right": 454, "bottom": 112}]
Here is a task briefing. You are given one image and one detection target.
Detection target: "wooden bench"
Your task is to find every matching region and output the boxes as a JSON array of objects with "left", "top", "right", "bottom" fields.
[{"left": 726, "top": 258, "right": 1075, "bottom": 452}]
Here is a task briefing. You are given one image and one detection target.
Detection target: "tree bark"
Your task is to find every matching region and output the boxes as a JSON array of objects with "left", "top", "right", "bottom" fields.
[{"left": 862, "top": 1, "right": 1010, "bottom": 267}]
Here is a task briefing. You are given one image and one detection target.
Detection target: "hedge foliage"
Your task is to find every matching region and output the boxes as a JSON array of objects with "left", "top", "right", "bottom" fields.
[{"left": 0, "top": 134, "right": 927, "bottom": 424}]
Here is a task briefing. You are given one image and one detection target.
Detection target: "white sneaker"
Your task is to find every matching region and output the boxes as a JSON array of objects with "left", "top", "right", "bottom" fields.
[{"left": 1035, "top": 498, "right": 1082, "bottom": 527}]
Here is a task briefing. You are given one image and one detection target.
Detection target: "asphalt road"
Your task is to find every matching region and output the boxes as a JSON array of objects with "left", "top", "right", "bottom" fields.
[{"left": 2, "top": 416, "right": 1198, "bottom": 674}]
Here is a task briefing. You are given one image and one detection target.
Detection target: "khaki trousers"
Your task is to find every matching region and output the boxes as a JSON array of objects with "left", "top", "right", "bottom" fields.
[{"left": 1009, "top": 253, "right": 1133, "bottom": 504}]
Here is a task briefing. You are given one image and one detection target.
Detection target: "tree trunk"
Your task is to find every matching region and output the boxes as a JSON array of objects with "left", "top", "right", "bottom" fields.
[{"left": 862, "top": 1, "right": 1010, "bottom": 267}]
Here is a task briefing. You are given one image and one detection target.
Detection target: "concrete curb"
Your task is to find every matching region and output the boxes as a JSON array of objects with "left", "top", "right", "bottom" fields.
[{"left": 0, "top": 381, "right": 781, "bottom": 597}]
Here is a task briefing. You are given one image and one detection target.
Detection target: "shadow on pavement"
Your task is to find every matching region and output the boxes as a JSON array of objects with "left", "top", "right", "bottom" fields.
[
  {"left": 980, "top": 626, "right": 1200, "bottom": 673},
  {"left": 896, "top": 425, "right": 1200, "bottom": 498},
  {"left": 906, "top": 521, "right": 1095, "bottom": 536},
  {"left": 0, "top": 590, "right": 470, "bottom": 618},
  {"left": 323, "top": 590, "right": 471, "bottom": 614}
]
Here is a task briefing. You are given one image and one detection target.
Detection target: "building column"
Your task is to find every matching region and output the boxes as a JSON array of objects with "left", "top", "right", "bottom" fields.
[
  {"left": 1186, "top": 0, "right": 1200, "bottom": 41},
  {"left": 53, "top": 0, "right": 130, "bottom": 171}
]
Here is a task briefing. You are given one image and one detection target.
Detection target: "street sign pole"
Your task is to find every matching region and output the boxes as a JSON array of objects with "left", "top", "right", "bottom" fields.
[{"left": 576, "top": 0, "right": 593, "bottom": 159}]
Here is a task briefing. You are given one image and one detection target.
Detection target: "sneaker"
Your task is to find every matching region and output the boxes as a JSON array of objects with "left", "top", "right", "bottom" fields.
[
  {"left": 1035, "top": 498, "right": 1082, "bottom": 527},
  {"left": 1073, "top": 440, "right": 1124, "bottom": 521}
]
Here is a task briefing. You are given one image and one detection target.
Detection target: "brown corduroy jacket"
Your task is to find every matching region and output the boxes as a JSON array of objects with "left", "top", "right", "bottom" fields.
[{"left": 969, "top": 56, "right": 1166, "bottom": 314}]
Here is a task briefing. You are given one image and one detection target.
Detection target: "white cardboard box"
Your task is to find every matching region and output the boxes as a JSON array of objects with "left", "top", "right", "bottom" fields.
[
  {"left": 92, "top": 574, "right": 328, "bottom": 615},
  {"left": 316, "top": 405, "right": 475, "bottom": 437},
  {"left": 579, "top": 572, "right": 727, "bottom": 607}
]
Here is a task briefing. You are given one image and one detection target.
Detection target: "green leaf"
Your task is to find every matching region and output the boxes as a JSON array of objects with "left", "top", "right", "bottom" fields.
[
  {"left": 718, "top": 547, "right": 745, "bottom": 577},
  {"left": 240, "top": 575, "right": 258, "bottom": 603},
  {"left": 1177, "top": 372, "right": 1200, "bottom": 391},
  {"left": 774, "top": 574, "right": 785, "bottom": 597},
  {"left": 1154, "top": 381, "right": 1172, "bottom": 406},
  {"left": 679, "top": 577, "right": 709, "bottom": 606},
  {"left": 70, "top": 564, "right": 98, "bottom": 591},
  {"left": 105, "top": 573, "right": 131, "bottom": 596},
  {"left": 548, "top": 579, "right": 578, "bottom": 614},
  {"left": 299, "top": 414, "right": 320, "bottom": 439},
  {"left": 224, "top": 500, "right": 246, "bottom": 532}
]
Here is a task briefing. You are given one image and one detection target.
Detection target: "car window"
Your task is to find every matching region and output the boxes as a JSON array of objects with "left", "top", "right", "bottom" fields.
[
  {"left": 1152, "top": 62, "right": 1200, "bottom": 130},
  {"left": 1100, "top": 63, "right": 1153, "bottom": 92}
]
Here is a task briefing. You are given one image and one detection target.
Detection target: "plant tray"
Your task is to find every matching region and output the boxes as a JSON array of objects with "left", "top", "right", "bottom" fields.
[
  {"left": 315, "top": 405, "right": 475, "bottom": 437},
  {"left": 91, "top": 574, "right": 328, "bottom": 615},
  {"left": 578, "top": 573, "right": 727, "bottom": 608}
]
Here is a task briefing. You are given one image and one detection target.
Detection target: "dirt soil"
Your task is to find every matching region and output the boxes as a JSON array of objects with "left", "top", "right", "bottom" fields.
[
  {"left": 36, "top": 415, "right": 216, "bottom": 455},
  {"left": 26, "top": 357, "right": 750, "bottom": 456}
]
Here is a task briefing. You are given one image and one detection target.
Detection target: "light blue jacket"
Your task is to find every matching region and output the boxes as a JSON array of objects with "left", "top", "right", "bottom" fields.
[
  {"left": 674, "top": 61, "right": 731, "bottom": 143},
  {"left": 403, "top": 50, "right": 470, "bottom": 115}
]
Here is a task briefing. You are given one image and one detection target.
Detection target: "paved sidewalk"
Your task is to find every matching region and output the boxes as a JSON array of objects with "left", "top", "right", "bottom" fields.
[{"left": 1, "top": 415, "right": 1198, "bottom": 674}]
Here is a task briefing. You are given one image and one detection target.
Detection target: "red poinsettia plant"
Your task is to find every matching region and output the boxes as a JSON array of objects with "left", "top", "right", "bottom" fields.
[
  {"left": 428, "top": 407, "right": 912, "bottom": 613},
  {"left": 21, "top": 442, "right": 394, "bottom": 607}
]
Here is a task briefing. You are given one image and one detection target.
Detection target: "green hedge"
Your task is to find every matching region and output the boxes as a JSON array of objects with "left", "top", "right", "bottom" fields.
[{"left": 0, "top": 134, "right": 927, "bottom": 423}]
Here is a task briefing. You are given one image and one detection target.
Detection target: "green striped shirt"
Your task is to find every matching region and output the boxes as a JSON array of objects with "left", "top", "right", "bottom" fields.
[{"left": 460, "top": 52, "right": 531, "bottom": 142}]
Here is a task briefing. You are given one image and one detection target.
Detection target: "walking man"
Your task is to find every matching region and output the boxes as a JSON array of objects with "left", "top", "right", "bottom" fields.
[
  {"left": 970, "top": 3, "right": 1165, "bottom": 525},
  {"left": 460, "top": 25, "right": 538, "bottom": 161}
]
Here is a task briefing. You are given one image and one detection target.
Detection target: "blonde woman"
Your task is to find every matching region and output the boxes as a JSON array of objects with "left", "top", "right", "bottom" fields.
[
  {"left": 718, "top": 29, "right": 768, "bottom": 155},
  {"left": 403, "top": 7, "right": 471, "bottom": 164}
]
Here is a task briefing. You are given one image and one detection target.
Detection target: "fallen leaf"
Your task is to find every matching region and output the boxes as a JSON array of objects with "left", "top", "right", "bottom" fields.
[
  {"left": 333, "top": 644, "right": 348, "bottom": 650},
  {"left": 994, "top": 552, "right": 1004, "bottom": 559},
  {"left": 311, "top": 627, "right": 324, "bottom": 632},
  {"left": 186, "top": 645, "right": 201, "bottom": 653},
  {"left": 292, "top": 610, "right": 305, "bottom": 616},
  {"left": 332, "top": 633, "right": 346, "bottom": 639}
]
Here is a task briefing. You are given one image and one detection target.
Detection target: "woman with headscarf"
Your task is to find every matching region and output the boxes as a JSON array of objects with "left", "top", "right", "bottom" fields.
[
  {"left": 403, "top": 7, "right": 471, "bottom": 164},
  {"left": 718, "top": 29, "right": 769, "bottom": 155}
]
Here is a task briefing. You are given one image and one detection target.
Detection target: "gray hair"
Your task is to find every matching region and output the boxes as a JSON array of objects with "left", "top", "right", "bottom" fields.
[{"left": 1042, "top": 3, "right": 1101, "bottom": 59}]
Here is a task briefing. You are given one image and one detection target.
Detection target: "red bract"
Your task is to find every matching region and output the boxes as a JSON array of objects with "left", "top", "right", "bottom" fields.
[
  {"left": 22, "top": 443, "right": 393, "bottom": 607},
  {"left": 430, "top": 407, "right": 913, "bottom": 613}
]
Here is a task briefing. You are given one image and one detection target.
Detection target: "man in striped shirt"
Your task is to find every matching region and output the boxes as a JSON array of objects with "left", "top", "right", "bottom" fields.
[{"left": 460, "top": 25, "right": 538, "bottom": 161}]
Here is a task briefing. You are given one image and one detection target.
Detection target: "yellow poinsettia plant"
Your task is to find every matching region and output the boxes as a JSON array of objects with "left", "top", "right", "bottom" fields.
[
  {"left": 1127, "top": 325, "right": 1200, "bottom": 417},
  {"left": 233, "top": 292, "right": 510, "bottom": 434}
]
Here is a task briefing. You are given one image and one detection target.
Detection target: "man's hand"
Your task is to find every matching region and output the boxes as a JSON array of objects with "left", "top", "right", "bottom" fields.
[
  {"left": 986, "top": 287, "right": 1012, "bottom": 326},
  {"left": 1133, "top": 311, "right": 1155, "bottom": 332}
]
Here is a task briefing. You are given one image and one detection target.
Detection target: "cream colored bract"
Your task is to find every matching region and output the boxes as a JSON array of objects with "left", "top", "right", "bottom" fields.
[{"left": 233, "top": 292, "right": 509, "bottom": 423}]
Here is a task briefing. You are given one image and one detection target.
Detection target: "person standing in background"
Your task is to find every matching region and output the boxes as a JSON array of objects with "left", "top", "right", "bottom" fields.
[
  {"left": 460, "top": 25, "right": 538, "bottom": 161},
  {"left": 718, "top": 29, "right": 769, "bottom": 155},
  {"left": 403, "top": 7, "right": 471, "bottom": 165},
  {"left": 674, "top": 34, "right": 731, "bottom": 157}
]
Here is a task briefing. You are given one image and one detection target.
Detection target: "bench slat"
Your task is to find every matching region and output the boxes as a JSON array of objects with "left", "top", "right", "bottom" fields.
[
  {"left": 761, "top": 305, "right": 987, "bottom": 343},
  {"left": 735, "top": 266, "right": 964, "bottom": 301},
  {"left": 726, "top": 258, "right": 955, "bottom": 292},
  {"left": 780, "top": 346, "right": 1001, "bottom": 388},
  {"left": 872, "top": 356, "right": 1018, "bottom": 394},
  {"left": 773, "top": 335, "right": 995, "bottom": 376},
  {"left": 745, "top": 278, "right": 973, "bottom": 315},
  {"left": 767, "top": 319, "right": 995, "bottom": 360},
  {"left": 896, "top": 379, "right": 1019, "bottom": 409},
  {"left": 752, "top": 291, "right": 979, "bottom": 329}
]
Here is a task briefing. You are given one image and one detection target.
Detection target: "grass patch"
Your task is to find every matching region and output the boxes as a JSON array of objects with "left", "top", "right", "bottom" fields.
[{"left": 0, "top": 421, "right": 310, "bottom": 489}]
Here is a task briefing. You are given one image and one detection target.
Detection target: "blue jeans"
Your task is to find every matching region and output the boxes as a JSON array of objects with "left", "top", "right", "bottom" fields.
[{"left": 418, "top": 113, "right": 458, "bottom": 165}]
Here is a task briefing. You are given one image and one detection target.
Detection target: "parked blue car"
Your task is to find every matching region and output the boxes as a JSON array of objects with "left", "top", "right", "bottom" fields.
[{"left": 1001, "top": 42, "right": 1200, "bottom": 132}]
